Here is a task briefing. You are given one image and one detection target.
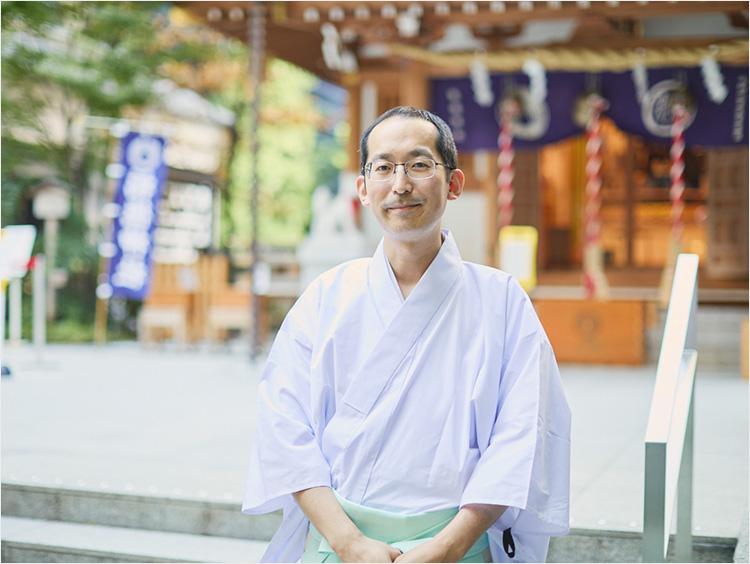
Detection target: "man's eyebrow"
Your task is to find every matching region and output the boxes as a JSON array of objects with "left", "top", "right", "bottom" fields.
[
  {"left": 370, "top": 152, "right": 393, "bottom": 161},
  {"left": 408, "top": 148, "right": 434, "bottom": 159},
  {"left": 370, "top": 148, "right": 435, "bottom": 161}
]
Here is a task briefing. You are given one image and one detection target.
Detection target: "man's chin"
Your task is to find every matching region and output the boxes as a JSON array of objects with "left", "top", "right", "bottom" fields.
[{"left": 379, "top": 222, "right": 444, "bottom": 244}]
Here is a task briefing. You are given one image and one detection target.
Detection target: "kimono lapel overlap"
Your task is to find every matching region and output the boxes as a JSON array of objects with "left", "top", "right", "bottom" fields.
[
  {"left": 342, "top": 231, "right": 463, "bottom": 416},
  {"left": 366, "top": 239, "right": 404, "bottom": 331}
]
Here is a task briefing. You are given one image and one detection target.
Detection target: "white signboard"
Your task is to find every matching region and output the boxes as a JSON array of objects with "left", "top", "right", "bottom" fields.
[
  {"left": 153, "top": 182, "right": 213, "bottom": 264},
  {"left": 0, "top": 225, "right": 37, "bottom": 280}
]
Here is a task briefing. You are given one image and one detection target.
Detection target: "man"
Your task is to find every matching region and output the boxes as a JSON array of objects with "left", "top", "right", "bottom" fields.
[{"left": 243, "top": 107, "right": 571, "bottom": 563}]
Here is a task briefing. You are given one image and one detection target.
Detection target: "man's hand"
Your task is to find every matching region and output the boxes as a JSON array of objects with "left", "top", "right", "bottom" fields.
[
  {"left": 336, "top": 534, "right": 403, "bottom": 563},
  {"left": 394, "top": 538, "right": 453, "bottom": 563},
  {"left": 395, "top": 503, "right": 507, "bottom": 563},
  {"left": 293, "top": 487, "right": 402, "bottom": 562}
]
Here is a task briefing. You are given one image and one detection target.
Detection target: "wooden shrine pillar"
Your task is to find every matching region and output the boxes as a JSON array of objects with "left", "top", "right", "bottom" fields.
[
  {"left": 345, "top": 81, "right": 362, "bottom": 172},
  {"left": 399, "top": 60, "right": 429, "bottom": 110}
]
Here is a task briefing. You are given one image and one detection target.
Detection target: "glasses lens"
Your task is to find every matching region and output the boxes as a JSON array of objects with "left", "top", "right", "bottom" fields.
[
  {"left": 367, "top": 159, "right": 439, "bottom": 181},
  {"left": 405, "top": 158, "right": 436, "bottom": 179},
  {"left": 368, "top": 160, "right": 394, "bottom": 180}
]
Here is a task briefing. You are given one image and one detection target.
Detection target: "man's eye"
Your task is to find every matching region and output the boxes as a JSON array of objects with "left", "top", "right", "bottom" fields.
[
  {"left": 374, "top": 164, "right": 392, "bottom": 172},
  {"left": 411, "top": 162, "right": 429, "bottom": 169}
]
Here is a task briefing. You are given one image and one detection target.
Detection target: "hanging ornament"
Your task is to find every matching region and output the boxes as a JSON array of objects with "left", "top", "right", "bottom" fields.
[
  {"left": 581, "top": 92, "right": 610, "bottom": 300},
  {"left": 321, "top": 23, "right": 343, "bottom": 70},
  {"left": 658, "top": 86, "right": 696, "bottom": 305},
  {"left": 522, "top": 58, "right": 547, "bottom": 104},
  {"left": 497, "top": 94, "right": 521, "bottom": 231},
  {"left": 470, "top": 53, "right": 494, "bottom": 108},
  {"left": 632, "top": 61, "right": 649, "bottom": 104},
  {"left": 700, "top": 55, "right": 728, "bottom": 104},
  {"left": 669, "top": 97, "right": 691, "bottom": 250}
]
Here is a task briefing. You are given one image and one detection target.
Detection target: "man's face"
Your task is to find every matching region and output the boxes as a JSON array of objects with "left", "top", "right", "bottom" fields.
[{"left": 356, "top": 116, "right": 463, "bottom": 244}]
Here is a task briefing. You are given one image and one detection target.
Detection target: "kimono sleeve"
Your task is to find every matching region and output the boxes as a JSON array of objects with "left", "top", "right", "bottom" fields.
[
  {"left": 242, "top": 283, "right": 332, "bottom": 515},
  {"left": 460, "top": 277, "right": 571, "bottom": 562}
]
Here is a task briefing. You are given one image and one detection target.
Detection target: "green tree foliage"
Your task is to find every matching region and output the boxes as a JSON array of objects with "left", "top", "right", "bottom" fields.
[
  {"left": 1, "top": 1, "right": 347, "bottom": 336},
  {"left": 227, "top": 59, "right": 331, "bottom": 249},
  {"left": 1, "top": 1, "right": 225, "bottom": 329},
  {"left": 2, "top": 1, "right": 224, "bottom": 217}
]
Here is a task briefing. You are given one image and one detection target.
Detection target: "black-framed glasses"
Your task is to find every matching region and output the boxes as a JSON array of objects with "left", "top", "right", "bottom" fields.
[{"left": 364, "top": 158, "right": 452, "bottom": 182}]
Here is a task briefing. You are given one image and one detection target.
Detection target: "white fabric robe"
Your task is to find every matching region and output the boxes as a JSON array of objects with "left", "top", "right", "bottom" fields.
[{"left": 243, "top": 230, "right": 571, "bottom": 563}]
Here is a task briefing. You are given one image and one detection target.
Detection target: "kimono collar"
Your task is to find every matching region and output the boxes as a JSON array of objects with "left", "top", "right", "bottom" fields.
[
  {"left": 367, "top": 229, "right": 463, "bottom": 328},
  {"left": 344, "top": 229, "right": 464, "bottom": 418}
]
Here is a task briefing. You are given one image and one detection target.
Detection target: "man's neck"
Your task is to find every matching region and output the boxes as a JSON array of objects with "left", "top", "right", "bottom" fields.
[{"left": 384, "top": 231, "right": 444, "bottom": 299}]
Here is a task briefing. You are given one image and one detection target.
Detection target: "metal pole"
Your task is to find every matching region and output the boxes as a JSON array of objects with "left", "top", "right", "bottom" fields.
[
  {"left": 644, "top": 254, "right": 699, "bottom": 563},
  {"left": 94, "top": 127, "right": 123, "bottom": 345},
  {"left": 676, "top": 387, "right": 695, "bottom": 562},
  {"left": 44, "top": 218, "right": 59, "bottom": 321},
  {"left": 9, "top": 277, "right": 22, "bottom": 345},
  {"left": 676, "top": 263, "right": 698, "bottom": 562},
  {"left": 0, "top": 285, "right": 7, "bottom": 376},
  {"left": 33, "top": 255, "right": 46, "bottom": 364},
  {"left": 644, "top": 442, "right": 668, "bottom": 562},
  {"left": 248, "top": 1, "right": 265, "bottom": 360}
]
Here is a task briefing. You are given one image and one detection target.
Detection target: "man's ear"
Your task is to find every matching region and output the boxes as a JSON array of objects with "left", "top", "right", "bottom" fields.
[
  {"left": 356, "top": 175, "right": 371, "bottom": 207},
  {"left": 447, "top": 168, "right": 465, "bottom": 201}
]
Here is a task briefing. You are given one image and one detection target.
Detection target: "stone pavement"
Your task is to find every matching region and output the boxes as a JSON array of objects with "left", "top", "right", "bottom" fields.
[{"left": 1, "top": 339, "right": 747, "bottom": 545}]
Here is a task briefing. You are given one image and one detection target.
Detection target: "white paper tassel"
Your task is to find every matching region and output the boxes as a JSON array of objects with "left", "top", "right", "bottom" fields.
[
  {"left": 523, "top": 58, "right": 547, "bottom": 103},
  {"left": 321, "top": 23, "right": 342, "bottom": 70},
  {"left": 470, "top": 57, "right": 494, "bottom": 107},
  {"left": 632, "top": 61, "right": 648, "bottom": 104},
  {"left": 701, "top": 55, "right": 728, "bottom": 104}
]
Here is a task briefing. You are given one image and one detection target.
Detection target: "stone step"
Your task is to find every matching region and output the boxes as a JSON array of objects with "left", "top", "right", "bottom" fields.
[
  {"left": 1, "top": 516, "right": 268, "bottom": 563},
  {"left": 1, "top": 483, "right": 280, "bottom": 541},
  {"left": 3, "top": 484, "right": 740, "bottom": 563},
  {"left": 2, "top": 519, "right": 737, "bottom": 564},
  {"left": 548, "top": 528, "right": 738, "bottom": 563}
]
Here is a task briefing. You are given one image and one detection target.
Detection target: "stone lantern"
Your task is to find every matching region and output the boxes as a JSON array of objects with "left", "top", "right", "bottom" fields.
[{"left": 31, "top": 179, "right": 71, "bottom": 321}]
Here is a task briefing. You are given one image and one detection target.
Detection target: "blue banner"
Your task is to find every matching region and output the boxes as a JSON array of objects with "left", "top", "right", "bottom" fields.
[
  {"left": 432, "top": 65, "right": 748, "bottom": 151},
  {"left": 108, "top": 133, "right": 168, "bottom": 300}
]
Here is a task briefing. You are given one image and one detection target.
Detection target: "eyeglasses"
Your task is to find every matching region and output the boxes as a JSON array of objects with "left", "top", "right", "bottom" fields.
[{"left": 364, "top": 158, "right": 452, "bottom": 182}]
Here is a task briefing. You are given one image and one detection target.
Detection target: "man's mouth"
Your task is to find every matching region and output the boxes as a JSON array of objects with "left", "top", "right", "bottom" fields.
[{"left": 385, "top": 200, "right": 422, "bottom": 211}]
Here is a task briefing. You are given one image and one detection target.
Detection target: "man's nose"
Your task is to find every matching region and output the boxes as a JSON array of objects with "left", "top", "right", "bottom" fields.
[{"left": 391, "top": 165, "right": 412, "bottom": 194}]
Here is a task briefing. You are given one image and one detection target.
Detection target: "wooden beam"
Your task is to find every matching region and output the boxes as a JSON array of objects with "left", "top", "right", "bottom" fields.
[{"left": 282, "top": 1, "right": 748, "bottom": 27}]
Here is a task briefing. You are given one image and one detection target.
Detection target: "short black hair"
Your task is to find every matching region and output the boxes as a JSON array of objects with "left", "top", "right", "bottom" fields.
[{"left": 359, "top": 106, "right": 458, "bottom": 178}]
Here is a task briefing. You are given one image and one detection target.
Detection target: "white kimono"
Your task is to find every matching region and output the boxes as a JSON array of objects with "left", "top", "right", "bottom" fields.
[{"left": 243, "top": 230, "right": 571, "bottom": 563}]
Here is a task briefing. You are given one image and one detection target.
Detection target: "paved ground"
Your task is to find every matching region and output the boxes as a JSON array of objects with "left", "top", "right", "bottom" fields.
[{"left": 1, "top": 339, "right": 747, "bottom": 540}]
